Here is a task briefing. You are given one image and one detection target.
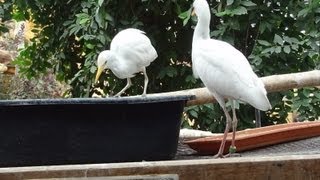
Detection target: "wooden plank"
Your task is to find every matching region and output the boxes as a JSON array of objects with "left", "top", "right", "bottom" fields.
[
  {"left": 0, "top": 154, "right": 319, "bottom": 180},
  {"left": 28, "top": 174, "right": 179, "bottom": 180}
]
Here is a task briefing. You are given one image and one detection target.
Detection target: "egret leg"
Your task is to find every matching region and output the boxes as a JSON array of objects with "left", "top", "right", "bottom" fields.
[
  {"left": 212, "top": 95, "right": 232, "bottom": 158},
  {"left": 225, "top": 100, "right": 241, "bottom": 157},
  {"left": 115, "top": 78, "right": 132, "bottom": 97},
  {"left": 231, "top": 100, "right": 237, "bottom": 150},
  {"left": 255, "top": 109, "right": 261, "bottom": 127},
  {"left": 141, "top": 67, "right": 148, "bottom": 97}
]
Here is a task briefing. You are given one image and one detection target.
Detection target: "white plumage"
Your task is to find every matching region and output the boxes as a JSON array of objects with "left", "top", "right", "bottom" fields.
[
  {"left": 95, "top": 28, "right": 158, "bottom": 97},
  {"left": 192, "top": 0, "right": 271, "bottom": 157}
]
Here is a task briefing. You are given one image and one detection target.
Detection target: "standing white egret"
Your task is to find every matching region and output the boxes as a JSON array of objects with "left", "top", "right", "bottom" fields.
[
  {"left": 191, "top": 0, "right": 271, "bottom": 157},
  {"left": 95, "top": 28, "right": 158, "bottom": 97}
]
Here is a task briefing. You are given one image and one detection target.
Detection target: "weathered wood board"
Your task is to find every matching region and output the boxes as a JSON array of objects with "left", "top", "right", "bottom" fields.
[{"left": 0, "top": 154, "right": 319, "bottom": 180}]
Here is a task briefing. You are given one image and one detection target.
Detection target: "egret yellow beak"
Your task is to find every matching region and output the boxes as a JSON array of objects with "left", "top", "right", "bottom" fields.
[
  {"left": 95, "top": 66, "right": 104, "bottom": 84},
  {"left": 191, "top": 8, "right": 196, "bottom": 16}
]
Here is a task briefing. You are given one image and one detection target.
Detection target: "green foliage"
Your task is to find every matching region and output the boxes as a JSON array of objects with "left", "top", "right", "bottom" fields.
[
  {"left": 0, "top": 1, "right": 12, "bottom": 33},
  {"left": 12, "top": 0, "right": 198, "bottom": 97},
  {"left": 5, "top": 0, "right": 320, "bottom": 132}
]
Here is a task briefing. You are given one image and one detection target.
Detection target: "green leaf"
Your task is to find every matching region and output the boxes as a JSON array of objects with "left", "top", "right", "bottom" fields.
[
  {"left": 275, "top": 46, "right": 282, "bottom": 53},
  {"left": 316, "top": 17, "right": 320, "bottom": 24},
  {"left": 98, "top": 0, "right": 104, "bottom": 7},
  {"left": 283, "top": 36, "right": 292, "bottom": 44},
  {"left": 291, "top": 101, "right": 302, "bottom": 110},
  {"left": 314, "top": 92, "right": 320, "bottom": 99},
  {"left": 257, "top": 40, "right": 271, "bottom": 46},
  {"left": 216, "top": 10, "right": 230, "bottom": 17},
  {"left": 283, "top": 45, "right": 291, "bottom": 54},
  {"left": 261, "top": 47, "right": 275, "bottom": 54},
  {"left": 253, "top": 56, "right": 262, "bottom": 65},
  {"left": 302, "top": 89, "right": 311, "bottom": 98},
  {"left": 79, "top": 18, "right": 90, "bottom": 25},
  {"left": 76, "top": 13, "right": 89, "bottom": 18},
  {"left": 63, "top": 20, "right": 74, "bottom": 26},
  {"left": 241, "top": 1, "right": 257, "bottom": 7},
  {"left": 297, "top": 8, "right": 309, "bottom": 18},
  {"left": 274, "top": 34, "right": 283, "bottom": 45},
  {"left": 189, "top": 110, "right": 198, "bottom": 118},
  {"left": 90, "top": 66, "right": 97, "bottom": 74},
  {"left": 69, "top": 25, "right": 81, "bottom": 35},
  {"left": 95, "top": 10, "right": 105, "bottom": 27},
  {"left": 291, "top": 44, "right": 299, "bottom": 51},
  {"left": 227, "top": 0, "right": 234, "bottom": 6},
  {"left": 259, "top": 21, "right": 272, "bottom": 33},
  {"left": 178, "top": 8, "right": 192, "bottom": 26},
  {"left": 178, "top": 8, "right": 190, "bottom": 19},
  {"left": 105, "top": 13, "right": 113, "bottom": 21},
  {"left": 166, "top": 66, "right": 178, "bottom": 77},
  {"left": 98, "top": 34, "right": 106, "bottom": 44},
  {"left": 185, "top": 75, "right": 195, "bottom": 83},
  {"left": 290, "top": 37, "right": 300, "bottom": 44},
  {"left": 301, "top": 99, "right": 311, "bottom": 107},
  {"left": 218, "top": 2, "right": 222, "bottom": 12},
  {"left": 232, "top": 6, "right": 247, "bottom": 15},
  {"left": 85, "top": 43, "right": 95, "bottom": 49}
]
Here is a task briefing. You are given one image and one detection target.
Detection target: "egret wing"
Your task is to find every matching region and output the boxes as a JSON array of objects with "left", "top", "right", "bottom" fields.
[
  {"left": 193, "top": 39, "right": 270, "bottom": 110},
  {"left": 195, "top": 39, "right": 259, "bottom": 89},
  {"left": 111, "top": 29, "right": 158, "bottom": 68}
]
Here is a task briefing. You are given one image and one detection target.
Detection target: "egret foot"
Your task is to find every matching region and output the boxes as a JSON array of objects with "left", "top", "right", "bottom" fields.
[
  {"left": 225, "top": 153, "right": 241, "bottom": 157},
  {"left": 223, "top": 146, "right": 241, "bottom": 157},
  {"left": 213, "top": 153, "right": 224, "bottom": 158}
]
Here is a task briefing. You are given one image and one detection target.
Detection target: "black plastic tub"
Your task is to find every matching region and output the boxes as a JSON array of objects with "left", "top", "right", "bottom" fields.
[{"left": 0, "top": 95, "right": 194, "bottom": 167}]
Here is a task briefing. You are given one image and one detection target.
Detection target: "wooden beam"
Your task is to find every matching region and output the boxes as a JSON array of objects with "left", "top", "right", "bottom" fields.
[
  {"left": 148, "top": 70, "right": 320, "bottom": 106},
  {"left": 3, "top": 66, "right": 15, "bottom": 75},
  {"left": 0, "top": 50, "right": 12, "bottom": 64},
  {"left": 0, "top": 154, "right": 319, "bottom": 179}
]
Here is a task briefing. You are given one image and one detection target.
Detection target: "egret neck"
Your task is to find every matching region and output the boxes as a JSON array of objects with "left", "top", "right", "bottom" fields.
[{"left": 192, "top": 2, "right": 211, "bottom": 43}]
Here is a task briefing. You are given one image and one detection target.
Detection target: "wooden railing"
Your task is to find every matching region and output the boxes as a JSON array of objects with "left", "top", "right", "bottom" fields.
[{"left": 148, "top": 70, "right": 320, "bottom": 106}]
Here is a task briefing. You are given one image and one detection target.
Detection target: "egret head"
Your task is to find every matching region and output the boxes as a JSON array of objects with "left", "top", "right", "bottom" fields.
[
  {"left": 192, "top": 0, "right": 210, "bottom": 18},
  {"left": 95, "top": 50, "right": 113, "bottom": 84}
]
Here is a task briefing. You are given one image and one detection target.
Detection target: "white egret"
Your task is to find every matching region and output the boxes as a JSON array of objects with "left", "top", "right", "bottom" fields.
[
  {"left": 191, "top": 0, "right": 271, "bottom": 157},
  {"left": 95, "top": 28, "right": 158, "bottom": 97}
]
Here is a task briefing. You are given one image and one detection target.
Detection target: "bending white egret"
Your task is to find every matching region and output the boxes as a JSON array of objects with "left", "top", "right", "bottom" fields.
[
  {"left": 95, "top": 28, "right": 158, "bottom": 97},
  {"left": 191, "top": 0, "right": 271, "bottom": 157}
]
